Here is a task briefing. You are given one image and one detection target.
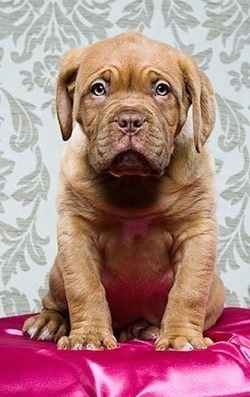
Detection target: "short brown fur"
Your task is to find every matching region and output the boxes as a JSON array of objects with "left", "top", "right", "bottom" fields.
[{"left": 23, "top": 32, "right": 225, "bottom": 351}]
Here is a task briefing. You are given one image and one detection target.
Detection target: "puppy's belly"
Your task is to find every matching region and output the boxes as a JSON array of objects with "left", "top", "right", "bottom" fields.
[
  {"left": 102, "top": 273, "right": 173, "bottom": 329},
  {"left": 100, "top": 226, "right": 174, "bottom": 328}
]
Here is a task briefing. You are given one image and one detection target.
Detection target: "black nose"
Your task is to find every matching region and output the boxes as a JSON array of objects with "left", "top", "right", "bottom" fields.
[{"left": 115, "top": 112, "right": 146, "bottom": 135}]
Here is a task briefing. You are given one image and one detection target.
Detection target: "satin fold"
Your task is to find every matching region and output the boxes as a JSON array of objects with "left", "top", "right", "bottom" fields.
[{"left": 0, "top": 308, "right": 250, "bottom": 397}]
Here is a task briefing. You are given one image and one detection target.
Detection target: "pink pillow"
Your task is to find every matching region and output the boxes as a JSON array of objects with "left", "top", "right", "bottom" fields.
[{"left": 0, "top": 307, "right": 250, "bottom": 397}]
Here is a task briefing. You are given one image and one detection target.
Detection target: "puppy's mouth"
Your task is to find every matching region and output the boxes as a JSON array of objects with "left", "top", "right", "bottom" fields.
[{"left": 108, "top": 150, "right": 155, "bottom": 178}]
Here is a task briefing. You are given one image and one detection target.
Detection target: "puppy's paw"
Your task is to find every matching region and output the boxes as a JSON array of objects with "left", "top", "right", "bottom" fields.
[
  {"left": 118, "top": 321, "right": 160, "bottom": 342},
  {"left": 57, "top": 327, "right": 117, "bottom": 351},
  {"left": 22, "top": 310, "right": 68, "bottom": 343},
  {"left": 155, "top": 332, "right": 213, "bottom": 351}
]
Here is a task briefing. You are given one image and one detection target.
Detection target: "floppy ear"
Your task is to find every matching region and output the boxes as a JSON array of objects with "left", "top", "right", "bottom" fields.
[
  {"left": 56, "top": 47, "right": 85, "bottom": 140},
  {"left": 179, "top": 56, "right": 216, "bottom": 153}
]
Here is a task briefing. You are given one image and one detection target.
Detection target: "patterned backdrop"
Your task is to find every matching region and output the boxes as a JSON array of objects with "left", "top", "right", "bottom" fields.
[{"left": 0, "top": 0, "right": 249, "bottom": 317}]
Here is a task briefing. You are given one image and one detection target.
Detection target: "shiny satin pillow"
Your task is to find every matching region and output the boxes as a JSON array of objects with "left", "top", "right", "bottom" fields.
[{"left": 0, "top": 307, "right": 250, "bottom": 397}]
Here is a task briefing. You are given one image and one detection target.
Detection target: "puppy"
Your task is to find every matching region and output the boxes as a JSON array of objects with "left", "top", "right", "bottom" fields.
[{"left": 23, "top": 32, "right": 225, "bottom": 351}]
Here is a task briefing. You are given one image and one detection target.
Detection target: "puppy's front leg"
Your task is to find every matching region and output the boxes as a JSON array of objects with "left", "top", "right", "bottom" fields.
[
  {"left": 56, "top": 216, "right": 117, "bottom": 350},
  {"left": 155, "top": 219, "right": 222, "bottom": 351}
]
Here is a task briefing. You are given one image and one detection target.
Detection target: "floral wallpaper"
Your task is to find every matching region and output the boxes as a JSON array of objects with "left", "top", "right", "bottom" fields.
[{"left": 0, "top": 0, "right": 249, "bottom": 316}]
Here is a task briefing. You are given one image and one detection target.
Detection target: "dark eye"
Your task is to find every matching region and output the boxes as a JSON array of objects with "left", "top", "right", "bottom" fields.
[
  {"left": 155, "top": 82, "right": 170, "bottom": 96},
  {"left": 91, "top": 81, "right": 106, "bottom": 96}
]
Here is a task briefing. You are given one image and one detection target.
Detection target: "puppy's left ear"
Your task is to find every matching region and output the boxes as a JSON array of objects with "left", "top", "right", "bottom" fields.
[
  {"left": 56, "top": 47, "right": 85, "bottom": 141},
  {"left": 179, "top": 56, "right": 216, "bottom": 153}
]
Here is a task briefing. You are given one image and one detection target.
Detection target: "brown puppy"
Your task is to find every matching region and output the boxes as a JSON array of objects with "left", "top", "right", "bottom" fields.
[{"left": 23, "top": 32, "right": 225, "bottom": 351}]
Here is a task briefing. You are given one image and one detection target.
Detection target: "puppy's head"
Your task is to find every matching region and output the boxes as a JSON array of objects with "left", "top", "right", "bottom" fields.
[{"left": 56, "top": 32, "right": 215, "bottom": 177}]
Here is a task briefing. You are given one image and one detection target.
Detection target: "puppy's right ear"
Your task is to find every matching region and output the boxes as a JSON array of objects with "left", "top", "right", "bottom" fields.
[{"left": 56, "top": 47, "right": 85, "bottom": 141}]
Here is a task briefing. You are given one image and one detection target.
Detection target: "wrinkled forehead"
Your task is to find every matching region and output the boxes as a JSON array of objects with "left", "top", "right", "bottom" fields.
[{"left": 77, "top": 34, "right": 182, "bottom": 89}]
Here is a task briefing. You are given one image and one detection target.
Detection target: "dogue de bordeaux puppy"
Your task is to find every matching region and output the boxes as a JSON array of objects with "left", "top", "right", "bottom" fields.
[{"left": 23, "top": 32, "right": 225, "bottom": 351}]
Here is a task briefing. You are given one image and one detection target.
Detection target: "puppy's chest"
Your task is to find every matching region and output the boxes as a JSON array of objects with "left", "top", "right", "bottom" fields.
[
  {"left": 120, "top": 217, "right": 155, "bottom": 248},
  {"left": 99, "top": 216, "right": 173, "bottom": 278}
]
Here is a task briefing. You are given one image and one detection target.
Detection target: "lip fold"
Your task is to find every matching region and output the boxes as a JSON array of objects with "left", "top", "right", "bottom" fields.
[{"left": 108, "top": 149, "right": 153, "bottom": 177}]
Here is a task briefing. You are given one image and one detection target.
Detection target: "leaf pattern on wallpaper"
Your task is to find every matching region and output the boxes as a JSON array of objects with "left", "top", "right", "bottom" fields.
[
  {"left": 225, "top": 290, "right": 240, "bottom": 307},
  {"left": 218, "top": 146, "right": 250, "bottom": 271},
  {"left": 162, "top": 0, "right": 199, "bottom": 31},
  {"left": 0, "top": 87, "right": 42, "bottom": 152},
  {"left": 0, "top": 0, "right": 114, "bottom": 64},
  {"left": 62, "top": 0, "right": 114, "bottom": 43},
  {"left": 33, "top": 276, "right": 49, "bottom": 312},
  {"left": 117, "top": 0, "right": 154, "bottom": 31},
  {"left": 218, "top": 196, "right": 250, "bottom": 271},
  {"left": 221, "top": 146, "right": 250, "bottom": 206},
  {"left": 245, "top": 286, "right": 250, "bottom": 307},
  {"left": 0, "top": 86, "right": 50, "bottom": 294},
  {"left": 0, "top": 144, "right": 50, "bottom": 286},
  {"left": 0, "top": 0, "right": 114, "bottom": 114},
  {"left": 12, "top": 147, "right": 50, "bottom": 206},
  {"left": 0, "top": 288, "right": 30, "bottom": 316},
  {"left": 21, "top": 55, "right": 60, "bottom": 96},
  {"left": 219, "top": 146, "right": 250, "bottom": 268},
  {"left": 216, "top": 93, "right": 249, "bottom": 152},
  {"left": 203, "top": 0, "right": 250, "bottom": 63},
  {"left": 0, "top": 200, "right": 49, "bottom": 286},
  {"left": 216, "top": 87, "right": 250, "bottom": 282},
  {"left": 161, "top": 0, "right": 214, "bottom": 65},
  {"left": 0, "top": 152, "right": 15, "bottom": 214},
  {"left": 191, "top": 48, "right": 213, "bottom": 71},
  {"left": 229, "top": 61, "right": 250, "bottom": 92}
]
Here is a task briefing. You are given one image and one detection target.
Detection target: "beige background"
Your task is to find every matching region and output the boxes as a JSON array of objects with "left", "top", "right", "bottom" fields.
[{"left": 0, "top": 0, "right": 249, "bottom": 316}]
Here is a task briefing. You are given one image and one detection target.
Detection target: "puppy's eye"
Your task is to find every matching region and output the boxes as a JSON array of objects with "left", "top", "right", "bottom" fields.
[
  {"left": 155, "top": 82, "right": 170, "bottom": 96},
  {"left": 91, "top": 82, "right": 106, "bottom": 96}
]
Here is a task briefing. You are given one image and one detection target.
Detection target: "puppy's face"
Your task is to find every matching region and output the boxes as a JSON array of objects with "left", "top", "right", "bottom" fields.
[{"left": 57, "top": 33, "right": 215, "bottom": 176}]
